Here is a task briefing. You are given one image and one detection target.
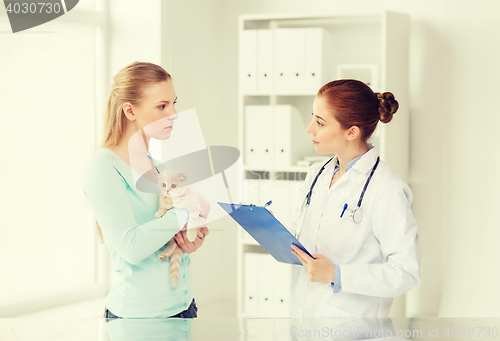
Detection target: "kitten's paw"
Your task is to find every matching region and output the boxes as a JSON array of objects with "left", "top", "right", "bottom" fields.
[
  {"left": 155, "top": 209, "right": 166, "bottom": 218},
  {"left": 186, "top": 229, "right": 197, "bottom": 242}
]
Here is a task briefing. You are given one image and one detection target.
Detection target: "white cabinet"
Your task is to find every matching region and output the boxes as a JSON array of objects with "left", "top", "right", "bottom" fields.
[{"left": 237, "top": 11, "right": 410, "bottom": 318}]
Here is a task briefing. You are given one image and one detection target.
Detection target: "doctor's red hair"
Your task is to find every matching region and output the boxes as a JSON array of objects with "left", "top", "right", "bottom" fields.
[{"left": 317, "top": 79, "right": 399, "bottom": 141}]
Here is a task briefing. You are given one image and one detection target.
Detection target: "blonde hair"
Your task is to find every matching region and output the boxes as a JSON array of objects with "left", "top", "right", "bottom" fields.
[{"left": 95, "top": 61, "right": 171, "bottom": 244}]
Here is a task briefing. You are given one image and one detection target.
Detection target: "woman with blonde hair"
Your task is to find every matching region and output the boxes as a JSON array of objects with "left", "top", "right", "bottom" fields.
[{"left": 83, "top": 61, "right": 210, "bottom": 319}]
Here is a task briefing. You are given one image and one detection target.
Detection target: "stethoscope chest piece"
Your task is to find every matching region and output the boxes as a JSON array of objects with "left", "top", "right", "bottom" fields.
[{"left": 350, "top": 206, "right": 363, "bottom": 224}]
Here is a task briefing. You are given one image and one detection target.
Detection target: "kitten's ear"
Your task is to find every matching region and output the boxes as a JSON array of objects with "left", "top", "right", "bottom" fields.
[{"left": 177, "top": 172, "right": 187, "bottom": 182}]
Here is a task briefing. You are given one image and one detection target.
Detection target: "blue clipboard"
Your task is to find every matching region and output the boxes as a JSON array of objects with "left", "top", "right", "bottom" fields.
[{"left": 217, "top": 202, "right": 314, "bottom": 265}]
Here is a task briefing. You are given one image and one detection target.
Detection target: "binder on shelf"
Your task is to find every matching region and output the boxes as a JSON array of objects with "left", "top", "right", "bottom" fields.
[
  {"left": 239, "top": 29, "right": 258, "bottom": 93},
  {"left": 244, "top": 253, "right": 259, "bottom": 315},
  {"left": 305, "top": 27, "right": 326, "bottom": 92},
  {"left": 270, "top": 256, "right": 292, "bottom": 317},
  {"left": 274, "top": 105, "right": 313, "bottom": 167},
  {"left": 244, "top": 253, "right": 292, "bottom": 317},
  {"left": 273, "top": 28, "right": 306, "bottom": 92},
  {"left": 245, "top": 105, "right": 314, "bottom": 168},
  {"left": 244, "top": 105, "right": 274, "bottom": 167},
  {"left": 258, "top": 253, "right": 275, "bottom": 316},
  {"left": 257, "top": 29, "right": 274, "bottom": 92}
]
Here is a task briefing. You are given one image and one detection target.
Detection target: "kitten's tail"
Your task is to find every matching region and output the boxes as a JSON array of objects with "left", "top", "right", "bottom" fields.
[{"left": 169, "top": 246, "right": 183, "bottom": 287}]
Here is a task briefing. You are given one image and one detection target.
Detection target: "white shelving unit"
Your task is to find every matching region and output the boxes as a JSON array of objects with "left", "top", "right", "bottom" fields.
[{"left": 236, "top": 11, "right": 410, "bottom": 318}]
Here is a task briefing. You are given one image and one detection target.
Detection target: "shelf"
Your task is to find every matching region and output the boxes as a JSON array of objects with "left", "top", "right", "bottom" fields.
[
  {"left": 241, "top": 240, "right": 260, "bottom": 246},
  {"left": 239, "top": 11, "right": 384, "bottom": 22},
  {"left": 237, "top": 10, "right": 410, "bottom": 319},
  {"left": 244, "top": 164, "right": 311, "bottom": 173},
  {"left": 242, "top": 92, "right": 317, "bottom": 96}
]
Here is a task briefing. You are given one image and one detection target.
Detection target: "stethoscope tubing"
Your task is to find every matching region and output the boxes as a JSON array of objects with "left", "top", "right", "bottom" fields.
[{"left": 303, "top": 155, "right": 381, "bottom": 224}]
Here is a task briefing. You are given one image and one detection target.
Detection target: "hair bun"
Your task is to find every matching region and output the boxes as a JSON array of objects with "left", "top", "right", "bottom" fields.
[{"left": 376, "top": 92, "right": 399, "bottom": 123}]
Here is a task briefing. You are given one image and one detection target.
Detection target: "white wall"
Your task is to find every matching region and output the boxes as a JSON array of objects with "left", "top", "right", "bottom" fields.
[
  {"left": 164, "top": 0, "right": 500, "bottom": 317},
  {"left": 433, "top": 1, "right": 500, "bottom": 317},
  {"left": 162, "top": 0, "right": 238, "bottom": 316},
  {"left": 110, "top": 0, "right": 161, "bottom": 73}
]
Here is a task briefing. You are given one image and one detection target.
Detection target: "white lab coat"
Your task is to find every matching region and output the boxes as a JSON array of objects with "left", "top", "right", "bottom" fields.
[{"left": 287, "top": 145, "right": 421, "bottom": 318}]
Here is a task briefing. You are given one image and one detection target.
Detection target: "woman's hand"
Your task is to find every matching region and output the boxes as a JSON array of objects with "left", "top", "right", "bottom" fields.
[
  {"left": 291, "top": 244, "right": 335, "bottom": 283},
  {"left": 174, "top": 226, "right": 209, "bottom": 253}
]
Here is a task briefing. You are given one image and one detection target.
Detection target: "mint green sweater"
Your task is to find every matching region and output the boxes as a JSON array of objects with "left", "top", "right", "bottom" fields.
[{"left": 82, "top": 147, "right": 192, "bottom": 318}]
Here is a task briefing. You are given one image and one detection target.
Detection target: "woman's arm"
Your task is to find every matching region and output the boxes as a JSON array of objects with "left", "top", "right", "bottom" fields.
[
  {"left": 83, "top": 157, "right": 189, "bottom": 265},
  {"left": 340, "top": 180, "right": 421, "bottom": 297}
]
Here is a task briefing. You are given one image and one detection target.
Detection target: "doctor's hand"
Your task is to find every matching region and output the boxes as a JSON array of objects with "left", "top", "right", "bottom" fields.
[{"left": 291, "top": 244, "right": 335, "bottom": 283}]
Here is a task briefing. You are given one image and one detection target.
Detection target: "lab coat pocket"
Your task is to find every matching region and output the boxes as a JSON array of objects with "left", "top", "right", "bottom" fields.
[{"left": 318, "top": 205, "right": 365, "bottom": 261}]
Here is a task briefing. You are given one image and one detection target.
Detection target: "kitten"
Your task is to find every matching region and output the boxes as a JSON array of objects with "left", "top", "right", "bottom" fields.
[
  {"left": 155, "top": 170, "right": 206, "bottom": 287},
  {"left": 157, "top": 170, "right": 207, "bottom": 241}
]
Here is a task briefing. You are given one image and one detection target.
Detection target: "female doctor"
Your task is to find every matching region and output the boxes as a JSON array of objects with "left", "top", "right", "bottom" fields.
[{"left": 288, "top": 79, "right": 421, "bottom": 318}]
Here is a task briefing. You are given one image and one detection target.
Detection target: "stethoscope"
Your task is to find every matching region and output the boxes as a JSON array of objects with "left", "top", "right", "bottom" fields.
[{"left": 295, "top": 155, "right": 380, "bottom": 238}]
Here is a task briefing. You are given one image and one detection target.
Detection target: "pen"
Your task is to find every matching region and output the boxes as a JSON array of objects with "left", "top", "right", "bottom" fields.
[
  {"left": 264, "top": 200, "right": 272, "bottom": 208},
  {"left": 340, "top": 203, "right": 348, "bottom": 218}
]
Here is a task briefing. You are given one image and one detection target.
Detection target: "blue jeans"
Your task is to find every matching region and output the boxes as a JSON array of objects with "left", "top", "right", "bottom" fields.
[{"left": 104, "top": 298, "right": 198, "bottom": 319}]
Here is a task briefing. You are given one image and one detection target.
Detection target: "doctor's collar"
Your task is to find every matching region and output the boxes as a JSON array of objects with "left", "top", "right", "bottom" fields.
[
  {"left": 335, "top": 143, "right": 374, "bottom": 173},
  {"left": 332, "top": 143, "right": 378, "bottom": 174}
]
